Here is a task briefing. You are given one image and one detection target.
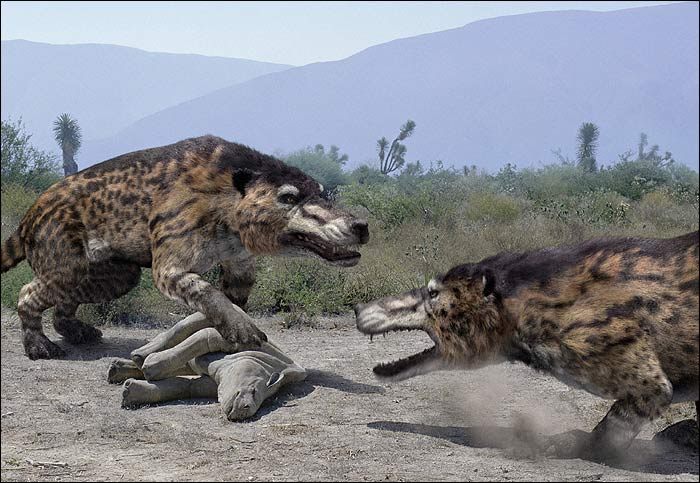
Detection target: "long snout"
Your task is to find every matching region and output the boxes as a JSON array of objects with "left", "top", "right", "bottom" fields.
[
  {"left": 355, "top": 289, "right": 427, "bottom": 334},
  {"left": 354, "top": 301, "right": 386, "bottom": 333},
  {"left": 327, "top": 215, "right": 368, "bottom": 245}
]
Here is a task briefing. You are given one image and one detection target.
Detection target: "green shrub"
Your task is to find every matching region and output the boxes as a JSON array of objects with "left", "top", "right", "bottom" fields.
[
  {"left": 463, "top": 192, "right": 522, "bottom": 223},
  {"left": 349, "top": 164, "right": 388, "bottom": 185},
  {"left": 340, "top": 183, "right": 415, "bottom": 228},
  {"left": 516, "top": 164, "right": 597, "bottom": 201},
  {"left": 248, "top": 258, "right": 349, "bottom": 321},
  {"left": 1, "top": 184, "right": 39, "bottom": 238},
  {"left": 629, "top": 190, "right": 700, "bottom": 232},
  {"left": 598, "top": 159, "right": 674, "bottom": 200},
  {"left": 0, "top": 261, "right": 34, "bottom": 309},
  {"left": 283, "top": 146, "right": 349, "bottom": 191},
  {"left": 340, "top": 179, "right": 460, "bottom": 229},
  {"left": 1, "top": 185, "right": 39, "bottom": 309},
  {"left": 1, "top": 118, "right": 62, "bottom": 192},
  {"left": 535, "top": 189, "right": 630, "bottom": 226}
]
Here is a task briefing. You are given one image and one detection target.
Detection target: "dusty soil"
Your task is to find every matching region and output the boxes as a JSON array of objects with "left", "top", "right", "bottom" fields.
[{"left": 1, "top": 308, "right": 697, "bottom": 482}]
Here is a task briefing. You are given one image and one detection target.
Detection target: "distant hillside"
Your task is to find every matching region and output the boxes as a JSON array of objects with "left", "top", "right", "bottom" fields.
[
  {"left": 81, "top": 2, "right": 698, "bottom": 171},
  {"left": 1, "top": 40, "right": 291, "bottom": 154}
]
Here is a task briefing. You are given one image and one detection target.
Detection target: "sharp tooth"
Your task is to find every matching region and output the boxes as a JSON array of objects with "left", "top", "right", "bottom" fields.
[
  {"left": 370, "top": 334, "right": 373, "bottom": 342},
  {"left": 383, "top": 333, "right": 386, "bottom": 339}
]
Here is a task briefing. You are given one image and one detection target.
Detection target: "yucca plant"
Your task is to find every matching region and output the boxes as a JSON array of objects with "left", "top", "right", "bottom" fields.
[
  {"left": 53, "top": 113, "right": 82, "bottom": 176},
  {"left": 377, "top": 119, "right": 416, "bottom": 174},
  {"left": 576, "top": 122, "right": 599, "bottom": 173}
]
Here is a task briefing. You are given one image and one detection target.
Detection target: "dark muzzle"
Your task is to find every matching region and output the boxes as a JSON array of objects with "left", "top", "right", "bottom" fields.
[{"left": 351, "top": 219, "right": 369, "bottom": 244}]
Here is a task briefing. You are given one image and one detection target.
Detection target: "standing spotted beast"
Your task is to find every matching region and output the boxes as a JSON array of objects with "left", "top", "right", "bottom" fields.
[
  {"left": 1, "top": 135, "right": 369, "bottom": 360},
  {"left": 355, "top": 231, "right": 698, "bottom": 458}
]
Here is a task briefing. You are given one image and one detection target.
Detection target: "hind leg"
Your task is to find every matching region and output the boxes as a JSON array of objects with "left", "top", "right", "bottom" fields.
[
  {"left": 53, "top": 301, "right": 102, "bottom": 344},
  {"left": 52, "top": 260, "right": 141, "bottom": 344},
  {"left": 18, "top": 278, "right": 65, "bottom": 360}
]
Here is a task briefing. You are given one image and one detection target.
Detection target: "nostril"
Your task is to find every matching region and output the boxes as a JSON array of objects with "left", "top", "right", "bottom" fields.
[{"left": 351, "top": 219, "right": 369, "bottom": 242}]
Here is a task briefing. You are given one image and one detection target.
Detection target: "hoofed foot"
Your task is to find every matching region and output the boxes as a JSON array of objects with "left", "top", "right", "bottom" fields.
[
  {"left": 54, "top": 318, "right": 102, "bottom": 344},
  {"left": 121, "top": 378, "right": 147, "bottom": 408},
  {"left": 23, "top": 331, "right": 66, "bottom": 360},
  {"left": 108, "top": 358, "right": 144, "bottom": 384},
  {"left": 653, "top": 419, "right": 699, "bottom": 452}
]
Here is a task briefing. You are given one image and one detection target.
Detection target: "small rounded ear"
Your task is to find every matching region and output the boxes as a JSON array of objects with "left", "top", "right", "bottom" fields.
[
  {"left": 232, "top": 169, "right": 255, "bottom": 197},
  {"left": 477, "top": 268, "right": 496, "bottom": 297}
]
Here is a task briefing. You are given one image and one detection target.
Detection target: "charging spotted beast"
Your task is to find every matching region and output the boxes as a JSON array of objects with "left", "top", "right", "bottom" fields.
[
  {"left": 1, "top": 135, "right": 369, "bottom": 360},
  {"left": 356, "top": 231, "right": 698, "bottom": 457}
]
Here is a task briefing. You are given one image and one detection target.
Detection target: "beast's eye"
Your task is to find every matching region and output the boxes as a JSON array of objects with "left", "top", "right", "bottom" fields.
[
  {"left": 278, "top": 194, "right": 299, "bottom": 205},
  {"left": 429, "top": 289, "right": 439, "bottom": 300}
]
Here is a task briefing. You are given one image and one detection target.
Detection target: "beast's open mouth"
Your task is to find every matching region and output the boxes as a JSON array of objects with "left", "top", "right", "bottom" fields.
[
  {"left": 281, "top": 232, "right": 361, "bottom": 267},
  {"left": 372, "top": 345, "right": 439, "bottom": 378},
  {"left": 356, "top": 316, "right": 441, "bottom": 380}
]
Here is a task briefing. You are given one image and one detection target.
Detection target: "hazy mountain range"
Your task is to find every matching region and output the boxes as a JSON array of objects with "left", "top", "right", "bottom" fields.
[
  {"left": 3, "top": 2, "right": 698, "bottom": 171},
  {"left": 0, "top": 40, "right": 291, "bottom": 154}
]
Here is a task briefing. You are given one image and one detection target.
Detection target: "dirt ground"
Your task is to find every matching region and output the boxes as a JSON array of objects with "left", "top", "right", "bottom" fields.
[{"left": 1, "top": 308, "right": 698, "bottom": 482}]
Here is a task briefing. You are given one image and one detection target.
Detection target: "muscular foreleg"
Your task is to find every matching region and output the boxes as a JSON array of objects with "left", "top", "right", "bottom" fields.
[
  {"left": 53, "top": 302, "right": 102, "bottom": 345},
  {"left": 153, "top": 266, "right": 266, "bottom": 347}
]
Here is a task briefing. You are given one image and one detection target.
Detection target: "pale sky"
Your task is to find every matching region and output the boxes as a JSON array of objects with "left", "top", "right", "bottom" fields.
[{"left": 1, "top": 1, "right": 686, "bottom": 65}]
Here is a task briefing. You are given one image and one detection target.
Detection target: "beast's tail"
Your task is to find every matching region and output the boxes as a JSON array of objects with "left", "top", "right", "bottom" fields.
[{"left": 1, "top": 229, "right": 25, "bottom": 273}]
